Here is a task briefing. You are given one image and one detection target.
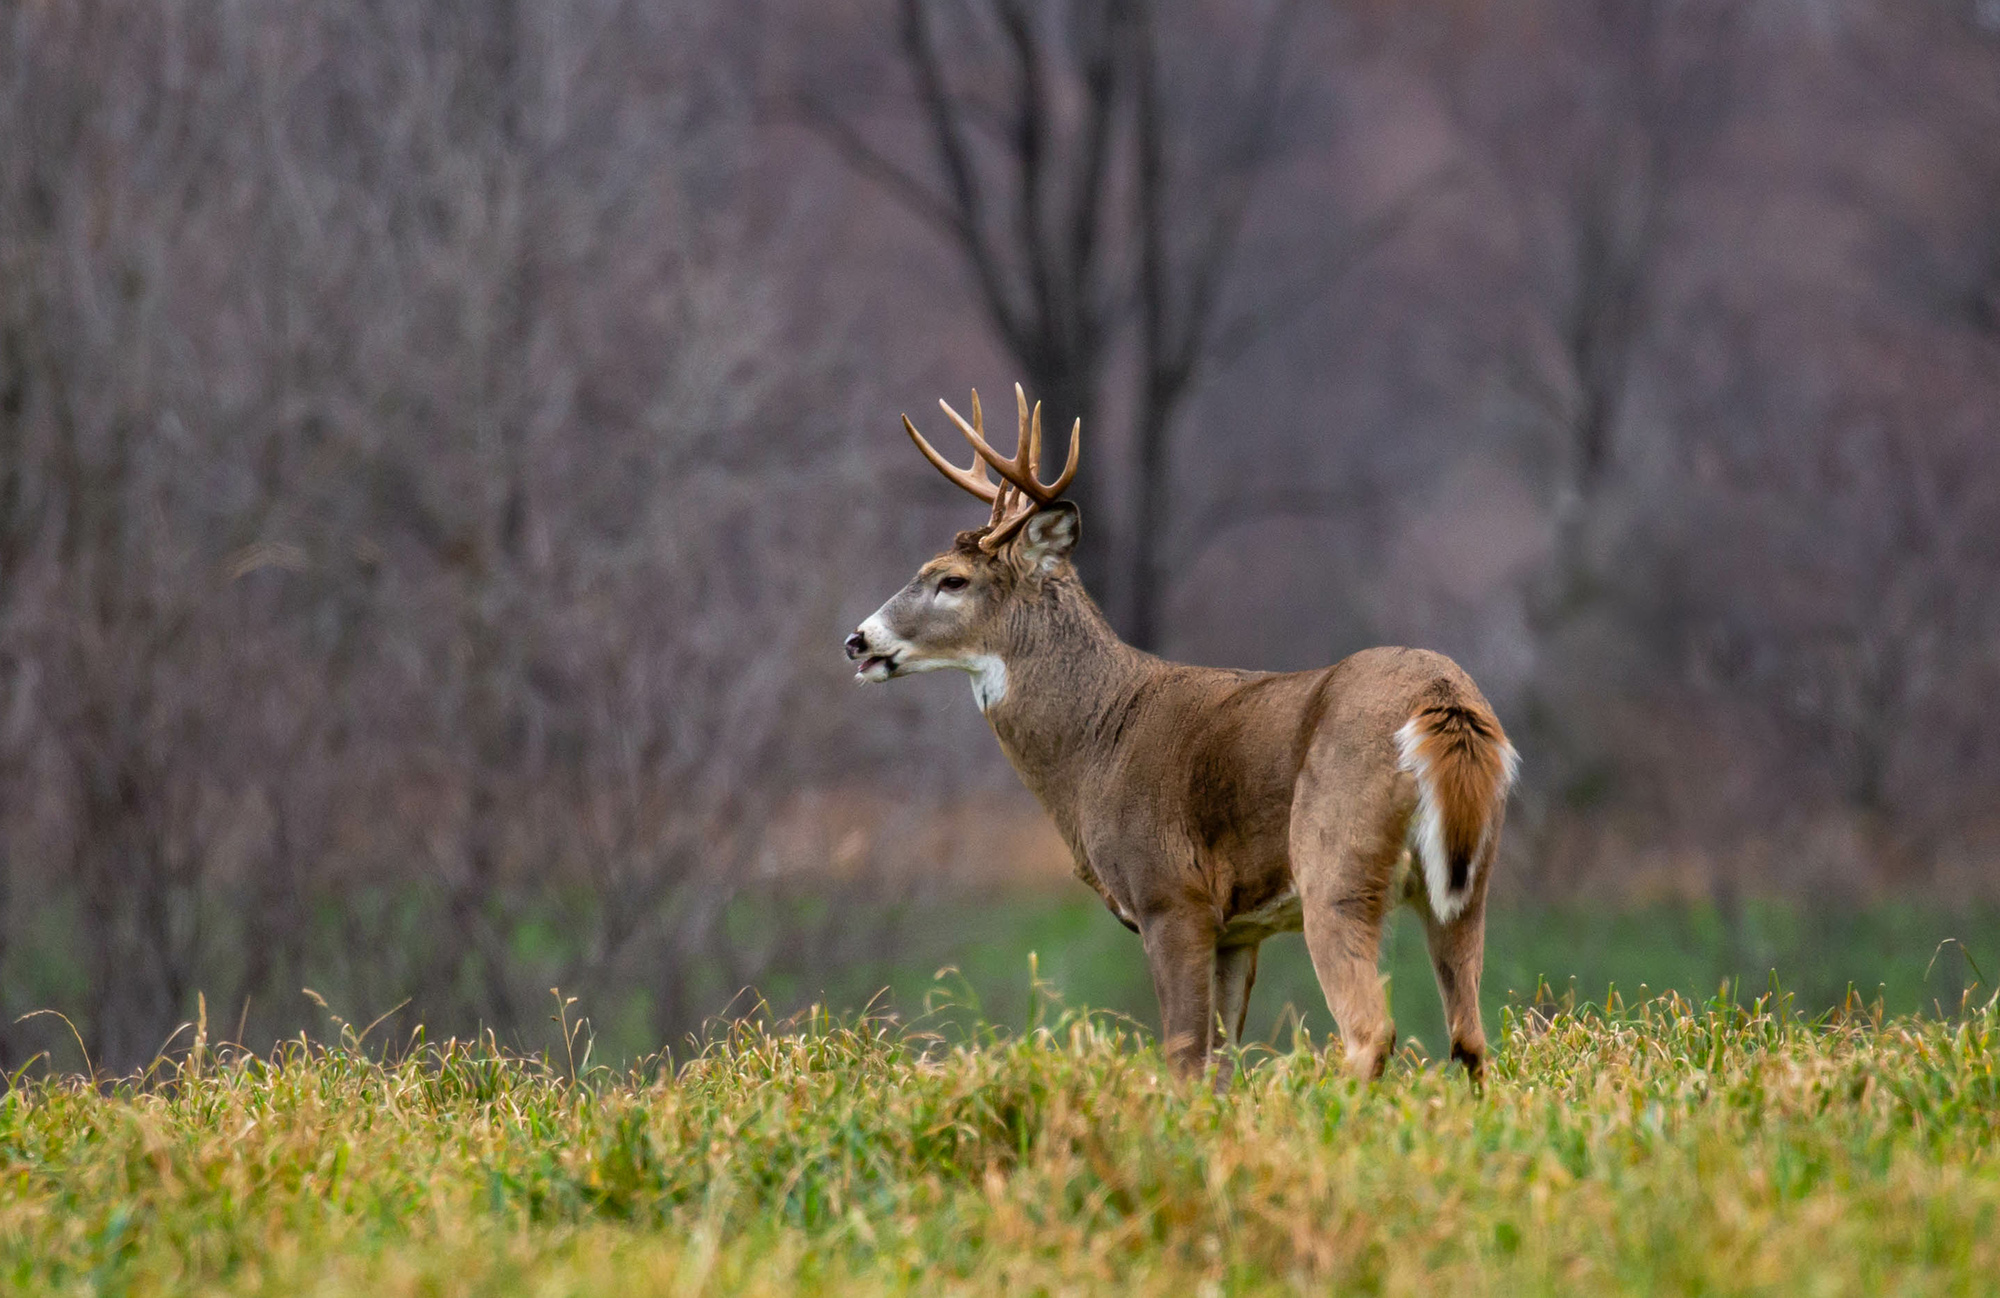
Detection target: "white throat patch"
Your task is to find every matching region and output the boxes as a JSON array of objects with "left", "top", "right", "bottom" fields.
[{"left": 967, "top": 654, "right": 1008, "bottom": 712}]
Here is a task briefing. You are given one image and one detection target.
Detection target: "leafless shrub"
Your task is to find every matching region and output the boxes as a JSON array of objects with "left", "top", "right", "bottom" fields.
[{"left": 0, "top": 0, "right": 876, "bottom": 1072}]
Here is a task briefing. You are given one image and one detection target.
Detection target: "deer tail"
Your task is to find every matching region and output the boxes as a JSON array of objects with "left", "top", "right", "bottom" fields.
[{"left": 1395, "top": 687, "right": 1518, "bottom": 924}]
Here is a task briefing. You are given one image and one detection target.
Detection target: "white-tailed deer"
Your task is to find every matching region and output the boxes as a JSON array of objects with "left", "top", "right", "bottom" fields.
[{"left": 845, "top": 385, "right": 1517, "bottom": 1082}]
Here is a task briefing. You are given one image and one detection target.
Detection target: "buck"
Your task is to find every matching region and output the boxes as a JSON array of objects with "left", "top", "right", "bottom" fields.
[{"left": 845, "top": 385, "right": 1517, "bottom": 1082}]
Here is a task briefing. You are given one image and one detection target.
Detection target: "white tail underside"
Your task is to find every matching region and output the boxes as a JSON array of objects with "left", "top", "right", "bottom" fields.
[{"left": 1394, "top": 717, "right": 1517, "bottom": 925}]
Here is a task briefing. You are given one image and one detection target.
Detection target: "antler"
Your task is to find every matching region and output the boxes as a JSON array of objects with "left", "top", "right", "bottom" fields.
[{"left": 902, "top": 383, "right": 1081, "bottom": 551}]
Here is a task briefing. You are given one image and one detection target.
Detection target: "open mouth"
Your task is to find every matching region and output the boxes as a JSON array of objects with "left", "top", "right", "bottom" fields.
[
  {"left": 845, "top": 624, "right": 904, "bottom": 681},
  {"left": 856, "top": 653, "right": 898, "bottom": 681}
]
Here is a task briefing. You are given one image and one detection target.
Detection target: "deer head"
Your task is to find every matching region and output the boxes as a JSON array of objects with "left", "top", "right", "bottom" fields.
[{"left": 845, "top": 384, "right": 1083, "bottom": 709}]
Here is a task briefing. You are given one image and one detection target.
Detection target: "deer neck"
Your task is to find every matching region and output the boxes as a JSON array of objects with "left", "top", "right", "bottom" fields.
[{"left": 980, "top": 574, "right": 1150, "bottom": 818}]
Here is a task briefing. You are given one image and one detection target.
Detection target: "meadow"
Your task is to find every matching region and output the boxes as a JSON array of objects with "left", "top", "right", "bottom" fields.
[
  {"left": 1, "top": 969, "right": 1995, "bottom": 1295},
  {"left": 756, "top": 896, "right": 1998, "bottom": 1068}
]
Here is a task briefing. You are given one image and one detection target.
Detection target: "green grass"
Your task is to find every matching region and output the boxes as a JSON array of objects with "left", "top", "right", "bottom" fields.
[
  {"left": 9, "top": 886, "right": 1986, "bottom": 1073},
  {"left": 796, "top": 897, "right": 1998, "bottom": 1067},
  {"left": 1, "top": 984, "right": 1996, "bottom": 1294}
]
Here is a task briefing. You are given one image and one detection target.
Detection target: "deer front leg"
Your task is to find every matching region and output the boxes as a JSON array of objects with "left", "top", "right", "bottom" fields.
[
  {"left": 1140, "top": 909, "right": 1217, "bottom": 1077},
  {"left": 1209, "top": 942, "right": 1260, "bottom": 1089},
  {"left": 1214, "top": 942, "right": 1259, "bottom": 1049}
]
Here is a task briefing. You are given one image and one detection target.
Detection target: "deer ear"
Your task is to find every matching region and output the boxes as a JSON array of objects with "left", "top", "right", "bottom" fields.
[{"left": 1019, "top": 502, "right": 1080, "bottom": 573}]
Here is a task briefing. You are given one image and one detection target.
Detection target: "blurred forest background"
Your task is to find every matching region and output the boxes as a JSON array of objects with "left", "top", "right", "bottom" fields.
[{"left": 1, "top": 0, "right": 1997, "bottom": 1072}]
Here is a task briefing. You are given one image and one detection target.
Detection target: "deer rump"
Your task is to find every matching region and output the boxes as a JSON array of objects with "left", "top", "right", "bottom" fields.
[{"left": 1393, "top": 689, "right": 1519, "bottom": 924}]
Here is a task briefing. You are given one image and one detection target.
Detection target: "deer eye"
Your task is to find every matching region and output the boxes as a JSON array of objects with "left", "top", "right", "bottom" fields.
[{"left": 937, "top": 575, "right": 969, "bottom": 592}]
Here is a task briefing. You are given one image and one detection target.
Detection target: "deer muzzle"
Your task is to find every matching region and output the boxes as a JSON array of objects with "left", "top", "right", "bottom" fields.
[{"left": 845, "top": 621, "right": 902, "bottom": 682}]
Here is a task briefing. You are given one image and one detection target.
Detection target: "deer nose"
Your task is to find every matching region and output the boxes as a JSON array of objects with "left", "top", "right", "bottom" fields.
[{"left": 844, "top": 630, "right": 870, "bottom": 659}]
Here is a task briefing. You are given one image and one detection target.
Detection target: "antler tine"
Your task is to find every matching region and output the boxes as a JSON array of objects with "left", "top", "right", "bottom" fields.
[
  {"left": 969, "top": 392, "right": 1012, "bottom": 531},
  {"left": 903, "top": 412, "right": 999, "bottom": 503},
  {"left": 939, "top": 394, "right": 1008, "bottom": 472},
  {"left": 1047, "top": 416, "right": 1080, "bottom": 497},
  {"left": 906, "top": 382, "right": 1082, "bottom": 552},
  {"left": 1016, "top": 383, "right": 1042, "bottom": 479},
  {"left": 946, "top": 386, "right": 1075, "bottom": 505}
]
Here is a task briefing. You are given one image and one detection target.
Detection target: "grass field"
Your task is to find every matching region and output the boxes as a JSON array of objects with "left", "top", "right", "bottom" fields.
[
  {"left": 7, "top": 889, "right": 1990, "bottom": 1072},
  {"left": 775, "top": 897, "right": 1998, "bottom": 1068},
  {"left": 1, "top": 981, "right": 1995, "bottom": 1295}
]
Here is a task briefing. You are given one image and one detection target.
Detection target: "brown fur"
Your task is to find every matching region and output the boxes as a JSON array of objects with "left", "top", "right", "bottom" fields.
[{"left": 850, "top": 503, "right": 1515, "bottom": 1084}]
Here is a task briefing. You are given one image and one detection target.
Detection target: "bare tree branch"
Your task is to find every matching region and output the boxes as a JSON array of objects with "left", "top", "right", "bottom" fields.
[
  {"left": 898, "top": 0, "right": 1032, "bottom": 353},
  {"left": 794, "top": 97, "right": 966, "bottom": 246}
]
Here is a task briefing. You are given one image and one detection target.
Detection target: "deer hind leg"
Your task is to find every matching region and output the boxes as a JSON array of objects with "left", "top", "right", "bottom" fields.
[
  {"left": 1291, "top": 763, "right": 1406, "bottom": 1081},
  {"left": 1419, "top": 827, "right": 1498, "bottom": 1083},
  {"left": 1420, "top": 898, "right": 1488, "bottom": 1083},
  {"left": 1300, "top": 889, "right": 1395, "bottom": 1079},
  {"left": 1140, "top": 908, "right": 1217, "bottom": 1077}
]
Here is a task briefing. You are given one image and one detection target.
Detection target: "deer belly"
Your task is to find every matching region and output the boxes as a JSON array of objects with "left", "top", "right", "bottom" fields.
[{"left": 1220, "top": 888, "right": 1303, "bottom": 944}]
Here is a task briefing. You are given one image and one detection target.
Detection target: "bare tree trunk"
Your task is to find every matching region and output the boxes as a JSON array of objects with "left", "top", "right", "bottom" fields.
[{"left": 808, "top": 0, "right": 1317, "bottom": 645}]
